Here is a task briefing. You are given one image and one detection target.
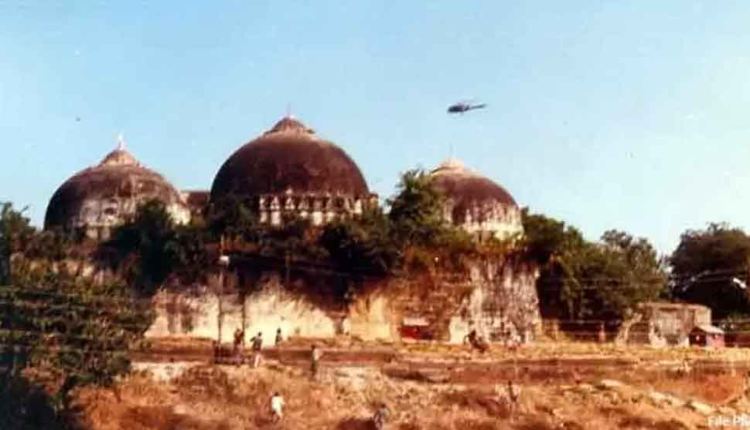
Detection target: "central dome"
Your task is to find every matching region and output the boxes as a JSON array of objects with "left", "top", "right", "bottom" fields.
[{"left": 210, "top": 116, "right": 370, "bottom": 203}]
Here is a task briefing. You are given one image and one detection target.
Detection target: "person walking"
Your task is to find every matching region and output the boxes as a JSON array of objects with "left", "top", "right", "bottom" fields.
[
  {"left": 270, "top": 392, "right": 284, "bottom": 423},
  {"left": 310, "top": 344, "right": 323, "bottom": 379},
  {"left": 506, "top": 380, "right": 521, "bottom": 419},
  {"left": 251, "top": 332, "right": 263, "bottom": 368},
  {"left": 372, "top": 403, "right": 390, "bottom": 430},
  {"left": 275, "top": 328, "right": 283, "bottom": 346},
  {"left": 233, "top": 328, "right": 245, "bottom": 364}
]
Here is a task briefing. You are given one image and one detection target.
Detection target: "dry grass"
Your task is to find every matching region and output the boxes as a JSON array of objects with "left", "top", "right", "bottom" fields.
[
  {"left": 627, "top": 369, "right": 745, "bottom": 404},
  {"left": 73, "top": 340, "right": 750, "bottom": 429},
  {"left": 401, "top": 340, "right": 750, "bottom": 363},
  {"left": 72, "top": 359, "right": 723, "bottom": 430}
]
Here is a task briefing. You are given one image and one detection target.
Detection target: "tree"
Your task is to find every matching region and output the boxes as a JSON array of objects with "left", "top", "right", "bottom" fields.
[
  {"left": 103, "top": 199, "right": 219, "bottom": 294},
  {"left": 0, "top": 371, "right": 64, "bottom": 429},
  {"left": 320, "top": 207, "right": 401, "bottom": 277},
  {"left": 523, "top": 210, "right": 666, "bottom": 321},
  {"left": 0, "top": 203, "right": 36, "bottom": 285},
  {"left": 387, "top": 169, "right": 448, "bottom": 247},
  {"left": 205, "top": 193, "right": 258, "bottom": 240},
  {"left": 559, "top": 231, "right": 666, "bottom": 321},
  {"left": 0, "top": 207, "right": 152, "bottom": 423},
  {"left": 0, "top": 268, "right": 152, "bottom": 415},
  {"left": 522, "top": 210, "right": 585, "bottom": 317},
  {"left": 103, "top": 200, "right": 182, "bottom": 296},
  {"left": 670, "top": 223, "right": 750, "bottom": 319},
  {"left": 521, "top": 208, "right": 585, "bottom": 265},
  {"left": 171, "top": 223, "right": 213, "bottom": 287}
]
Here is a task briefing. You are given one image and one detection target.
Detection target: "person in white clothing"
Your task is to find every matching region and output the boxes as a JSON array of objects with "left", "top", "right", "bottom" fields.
[
  {"left": 310, "top": 344, "right": 323, "bottom": 379},
  {"left": 270, "top": 392, "right": 284, "bottom": 422}
]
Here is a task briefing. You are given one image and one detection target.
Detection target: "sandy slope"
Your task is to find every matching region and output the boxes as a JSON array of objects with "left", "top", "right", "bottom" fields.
[{"left": 75, "top": 344, "right": 750, "bottom": 430}]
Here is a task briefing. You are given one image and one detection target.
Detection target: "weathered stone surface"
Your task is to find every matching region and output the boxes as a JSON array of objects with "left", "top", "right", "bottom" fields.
[
  {"left": 430, "top": 159, "right": 523, "bottom": 240},
  {"left": 45, "top": 144, "right": 190, "bottom": 239},
  {"left": 147, "top": 280, "right": 338, "bottom": 342},
  {"left": 624, "top": 302, "right": 712, "bottom": 346},
  {"left": 210, "top": 116, "right": 372, "bottom": 221},
  {"left": 147, "top": 257, "right": 541, "bottom": 348}
]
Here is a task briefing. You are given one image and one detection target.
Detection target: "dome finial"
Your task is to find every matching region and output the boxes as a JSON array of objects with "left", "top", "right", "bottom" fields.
[
  {"left": 267, "top": 115, "right": 314, "bottom": 135},
  {"left": 285, "top": 103, "right": 294, "bottom": 119},
  {"left": 116, "top": 132, "right": 126, "bottom": 151},
  {"left": 100, "top": 133, "right": 138, "bottom": 166},
  {"left": 440, "top": 157, "right": 465, "bottom": 170}
]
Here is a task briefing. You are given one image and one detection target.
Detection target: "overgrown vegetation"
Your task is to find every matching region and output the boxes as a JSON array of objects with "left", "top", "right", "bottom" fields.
[
  {"left": 522, "top": 210, "right": 666, "bottom": 323},
  {"left": 387, "top": 169, "right": 448, "bottom": 248},
  {"left": 101, "top": 200, "right": 211, "bottom": 296},
  {"left": 0, "top": 203, "right": 153, "bottom": 428},
  {"left": 204, "top": 169, "right": 486, "bottom": 278},
  {"left": 1, "top": 202, "right": 36, "bottom": 284},
  {"left": 1, "top": 270, "right": 153, "bottom": 403},
  {"left": 0, "top": 371, "right": 63, "bottom": 430},
  {"left": 128, "top": 169, "right": 490, "bottom": 304},
  {"left": 670, "top": 223, "right": 750, "bottom": 319},
  {"left": 319, "top": 206, "right": 400, "bottom": 276}
]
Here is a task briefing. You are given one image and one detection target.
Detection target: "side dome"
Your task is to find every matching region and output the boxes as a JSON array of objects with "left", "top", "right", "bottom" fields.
[
  {"left": 210, "top": 116, "right": 370, "bottom": 202},
  {"left": 430, "top": 158, "right": 522, "bottom": 239},
  {"left": 45, "top": 140, "right": 190, "bottom": 240}
]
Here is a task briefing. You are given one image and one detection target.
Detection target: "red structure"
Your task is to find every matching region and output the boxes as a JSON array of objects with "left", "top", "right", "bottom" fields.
[
  {"left": 689, "top": 325, "right": 725, "bottom": 347},
  {"left": 400, "top": 317, "right": 433, "bottom": 340}
]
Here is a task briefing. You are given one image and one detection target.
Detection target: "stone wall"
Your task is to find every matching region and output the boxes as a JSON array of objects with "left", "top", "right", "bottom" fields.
[
  {"left": 146, "top": 257, "right": 540, "bottom": 345},
  {"left": 448, "top": 260, "right": 540, "bottom": 343},
  {"left": 627, "top": 302, "right": 711, "bottom": 346},
  {"left": 146, "top": 277, "right": 338, "bottom": 344}
]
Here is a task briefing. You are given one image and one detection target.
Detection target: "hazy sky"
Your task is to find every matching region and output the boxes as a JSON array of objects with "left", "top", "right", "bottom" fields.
[{"left": 2, "top": 1, "right": 749, "bottom": 254}]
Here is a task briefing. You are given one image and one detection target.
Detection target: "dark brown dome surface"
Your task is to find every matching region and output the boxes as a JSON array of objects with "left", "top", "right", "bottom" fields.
[
  {"left": 430, "top": 159, "right": 517, "bottom": 214},
  {"left": 44, "top": 146, "right": 185, "bottom": 230},
  {"left": 210, "top": 117, "right": 370, "bottom": 202}
]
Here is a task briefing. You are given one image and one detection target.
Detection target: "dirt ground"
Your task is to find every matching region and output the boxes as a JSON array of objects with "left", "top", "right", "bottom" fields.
[{"left": 75, "top": 341, "right": 750, "bottom": 429}]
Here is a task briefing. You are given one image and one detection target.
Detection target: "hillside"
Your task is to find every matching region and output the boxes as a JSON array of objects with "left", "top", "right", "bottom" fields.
[{"left": 73, "top": 341, "right": 750, "bottom": 429}]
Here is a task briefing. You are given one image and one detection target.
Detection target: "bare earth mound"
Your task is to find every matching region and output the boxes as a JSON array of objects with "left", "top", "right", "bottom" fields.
[{"left": 73, "top": 342, "right": 750, "bottom": 429}]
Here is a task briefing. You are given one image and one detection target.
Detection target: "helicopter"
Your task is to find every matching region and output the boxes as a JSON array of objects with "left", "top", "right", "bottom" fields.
[{"left": 447, "top": 100, "right": 487, "bottom": 114}]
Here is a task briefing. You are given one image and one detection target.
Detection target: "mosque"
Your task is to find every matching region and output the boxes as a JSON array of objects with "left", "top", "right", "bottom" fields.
[
  {"left": 45, "top": 116, "right": 523, "bottom": 241},
  {"left": 44, "top": 116, "right": 538, "bottom": 344}
]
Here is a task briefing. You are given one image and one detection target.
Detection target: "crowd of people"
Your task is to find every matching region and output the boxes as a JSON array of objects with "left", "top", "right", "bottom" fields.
[
  {"left": 211, "top": 327, "right": 391, "bottom": 426},
  {"left": 212, "top": 326, "right": 521, "bottom": 426}
]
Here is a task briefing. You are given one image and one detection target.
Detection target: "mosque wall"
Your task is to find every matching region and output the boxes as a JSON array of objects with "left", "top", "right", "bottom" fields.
[
  {"left": 447, "top": 260, "right": 540, "bottom": 343},
  {"left": 443, "top": 201, "right": 524, "bottom": 241},
  {"left": 145, "top": 279, "right": 339, "bottom": 343},
  {"left": 73, "top": 199, "right": 191, "bottom": 240},
  {"left": 145, "top": 257, "right": 540, "bottom": 346},
  {"left": 256, "top": 193, "right": 379, "bottom": 227}
]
